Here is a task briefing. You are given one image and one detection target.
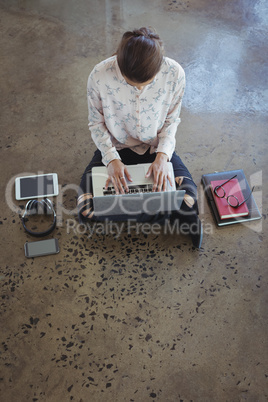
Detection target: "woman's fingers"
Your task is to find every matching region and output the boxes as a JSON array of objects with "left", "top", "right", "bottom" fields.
[
  {"left": 162, "top": 175, "right": 167, "bottom": 192},
  {"left": 105, "top": 177, "right": 111, "bottom": 190},
  {"left": 119, "top": 175, "right": 129, "bottom": 193},
  {"left": 147, "top": 156, "right": 171, "bottom": 192},
  {"left": 152, "top": 170, "right": 171, "bottom": 192},
  {"left": 117, "top": 175, "right": 126, "bottom": 194},
  {"left": 106, "top": 160, "right": 129, "bottom": 194},
  {"left": 106, "top": 159, "right": 172, "bottom": 194},
  {"left": 124, "top": 167, "right": 132, "bottom": 184}
]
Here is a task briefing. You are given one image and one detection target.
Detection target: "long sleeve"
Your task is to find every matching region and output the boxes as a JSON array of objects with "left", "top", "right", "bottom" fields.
[
  {"left": 87, "top": 72, "right": 121, "bottom": 166},
  {"left": 156, "top": 69, "right": 185, "bottom": 160}
]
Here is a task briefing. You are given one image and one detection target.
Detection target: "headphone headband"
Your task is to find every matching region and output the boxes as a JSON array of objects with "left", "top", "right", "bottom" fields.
[{"left": 21, "top": 198, "right": 56, "bottom": 237}]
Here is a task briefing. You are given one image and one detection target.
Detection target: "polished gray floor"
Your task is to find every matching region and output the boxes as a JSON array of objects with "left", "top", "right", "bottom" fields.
[{"left": 0, "top": 1, "right": 267, "bottom": 401}]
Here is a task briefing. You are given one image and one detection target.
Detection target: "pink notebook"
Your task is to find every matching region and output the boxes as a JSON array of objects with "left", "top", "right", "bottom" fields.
[{"left": 210, "top": 178, "right": 249, "bottom": 220}]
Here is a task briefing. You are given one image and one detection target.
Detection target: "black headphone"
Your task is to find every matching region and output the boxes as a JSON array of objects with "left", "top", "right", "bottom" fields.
[{"left": 21, "top": 198, "right": 56, "bottom": 237}]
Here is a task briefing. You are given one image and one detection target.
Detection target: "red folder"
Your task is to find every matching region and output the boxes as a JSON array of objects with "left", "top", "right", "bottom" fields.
[{"left": 210, "top": 178, "right": 249, "bottom": 220}]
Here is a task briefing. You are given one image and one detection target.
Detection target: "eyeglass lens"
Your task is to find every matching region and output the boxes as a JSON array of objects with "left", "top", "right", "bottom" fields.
[{"left": 227, "top": 195, "right": 240, "bottom": 208}]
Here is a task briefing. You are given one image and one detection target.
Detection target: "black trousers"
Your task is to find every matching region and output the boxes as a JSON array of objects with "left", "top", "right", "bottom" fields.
[{"left": 79, "top": 148, "right": 198, "bottom": 223}]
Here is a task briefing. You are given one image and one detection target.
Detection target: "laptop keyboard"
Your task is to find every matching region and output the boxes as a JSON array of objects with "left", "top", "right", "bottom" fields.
[{"left": 103, "top": 184, "right": 154, "bottom": 196}]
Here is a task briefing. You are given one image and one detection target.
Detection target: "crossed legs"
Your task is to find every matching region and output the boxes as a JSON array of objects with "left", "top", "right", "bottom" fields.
[{"left": 77, "top": 149, "right": 202, "bottom": 247}]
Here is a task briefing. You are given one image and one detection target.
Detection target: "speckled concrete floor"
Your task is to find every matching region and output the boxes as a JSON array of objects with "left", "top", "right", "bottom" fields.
[{"left": 0, "top": 1, "right": 267, "bottom": 401}]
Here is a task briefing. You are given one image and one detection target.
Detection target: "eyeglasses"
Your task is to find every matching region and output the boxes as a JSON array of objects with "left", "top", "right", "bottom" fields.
[{"left": 214, "top": 174, "right": 254, "bottom": 208}]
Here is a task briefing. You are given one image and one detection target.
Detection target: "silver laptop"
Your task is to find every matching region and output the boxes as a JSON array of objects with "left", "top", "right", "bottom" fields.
[{"left": 92, "top": 163, "right": 185, "bottom": 217}]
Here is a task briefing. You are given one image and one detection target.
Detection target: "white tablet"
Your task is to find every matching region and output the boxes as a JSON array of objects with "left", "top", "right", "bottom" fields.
[{"left": 15, "top": 173, "right": 59, "bottom": 200}]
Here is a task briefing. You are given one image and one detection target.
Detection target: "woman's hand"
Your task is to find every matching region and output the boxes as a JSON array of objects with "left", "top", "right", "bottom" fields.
[
  {"left": 106, "top": 159, "right": 132, "bottom": 194},
  {"left": 146, "top": 152, "right": 173, "bottom": 192}
]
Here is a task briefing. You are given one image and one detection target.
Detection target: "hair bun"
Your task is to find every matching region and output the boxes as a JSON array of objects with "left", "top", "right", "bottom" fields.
[
  {"left": 133, "top": 27, "right": 159, "bottom": 40},
  {"left": 133, "top": 30, "right": 145, "bottom": 38}
]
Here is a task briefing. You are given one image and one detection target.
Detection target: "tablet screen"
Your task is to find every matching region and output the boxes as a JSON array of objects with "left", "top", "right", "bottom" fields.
[{"left": 20, "top": 174, "right": 55, "bottom": 198}]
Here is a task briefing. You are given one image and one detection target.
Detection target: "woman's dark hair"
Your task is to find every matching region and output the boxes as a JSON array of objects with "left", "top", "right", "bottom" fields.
[{"left": 116, "top": 27, "right": 164, "bottom": 83}]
